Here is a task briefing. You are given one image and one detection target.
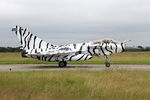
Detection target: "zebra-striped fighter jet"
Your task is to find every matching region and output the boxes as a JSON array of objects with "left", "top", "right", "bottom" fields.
[{"left": 12, "top": 25, "right": 126, "bottom": 67}]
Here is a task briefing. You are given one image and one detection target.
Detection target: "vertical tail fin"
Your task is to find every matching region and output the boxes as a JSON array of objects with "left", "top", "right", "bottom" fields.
[{"left": 12, "top": 25, "right": 57, "bottom": 50}]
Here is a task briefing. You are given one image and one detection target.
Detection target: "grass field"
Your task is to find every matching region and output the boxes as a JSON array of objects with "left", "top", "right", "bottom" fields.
[
  {"left": 0, "top": 51, "right": 150, "bottom": 64},
  {"left": 0, "top": 52, "right": 150, "bottom": 100},
  {"left": 0, "top": 70, "right": 150, "bottom": 100}
]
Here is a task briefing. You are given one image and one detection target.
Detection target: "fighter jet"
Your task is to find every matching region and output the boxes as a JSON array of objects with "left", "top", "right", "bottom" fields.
[{"left": 12, "top": 25, "right": 127, "bottom": 67}]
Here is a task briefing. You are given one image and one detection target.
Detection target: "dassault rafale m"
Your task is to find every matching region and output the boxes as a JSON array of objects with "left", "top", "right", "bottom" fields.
[{"left": 12, "top": 25, "right": 128, "bottom": 67}]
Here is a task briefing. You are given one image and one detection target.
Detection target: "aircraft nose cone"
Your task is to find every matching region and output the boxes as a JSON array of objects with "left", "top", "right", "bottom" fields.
[{"left": 124, "top": 46, "right": 142, "bottom": 51}]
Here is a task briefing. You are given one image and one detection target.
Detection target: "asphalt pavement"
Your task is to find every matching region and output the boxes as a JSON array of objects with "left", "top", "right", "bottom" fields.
[{"left": 0, "top": 64, "right": 150, "bottom": 72}]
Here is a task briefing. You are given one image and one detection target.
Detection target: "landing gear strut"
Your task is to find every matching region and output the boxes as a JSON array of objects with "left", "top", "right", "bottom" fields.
[
  {"left": 105, "top": 56, "right": 111, "bottom": 67},
  {"left": 59, "top": 61, "right": 67, "bottom": 68}
]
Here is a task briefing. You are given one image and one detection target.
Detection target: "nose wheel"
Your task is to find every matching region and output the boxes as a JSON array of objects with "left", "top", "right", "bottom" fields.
[
  {"left": 59, "top": 61, "right": 67, "bottom": 68},
  {"left": 105, "top": 56, "right": 111, "bottom": 67}
]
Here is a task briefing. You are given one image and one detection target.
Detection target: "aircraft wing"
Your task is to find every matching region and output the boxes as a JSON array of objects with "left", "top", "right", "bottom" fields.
[
  {"left": 28, "top": 50, "right": 78, "bottom": 57},
  {"left": 43, "top": 50, "right": 76, "bottom": 56}
]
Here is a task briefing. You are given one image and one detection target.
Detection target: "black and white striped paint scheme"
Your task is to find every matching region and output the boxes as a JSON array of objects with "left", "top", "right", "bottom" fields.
[{"left": 12, "top": 26, "right": 125, "bottom": 67}]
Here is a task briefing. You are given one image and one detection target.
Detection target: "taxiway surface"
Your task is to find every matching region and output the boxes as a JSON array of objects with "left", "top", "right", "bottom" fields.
[{"left": 0, "top": 64, "right": 150, "bottom": 72}]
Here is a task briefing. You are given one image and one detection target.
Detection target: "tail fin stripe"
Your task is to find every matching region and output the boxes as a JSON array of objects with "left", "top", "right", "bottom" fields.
[
  {"left": 19, "top": 27, "right": 23, "bottom": 45},
  {"left": 27, "top": 34, "right": 33, "bottom": 49},
  {"left": 23, "top": 28, "right": 27, "bottom": 36},
  {"left": 23, "top": 32, "right": 30, "bottom": 49},
  {"left": 39, "top": 40, "right": 43, "bottom": 49},
  {"left": 33, "top": 36, "right": 37, "bottom": 49}
]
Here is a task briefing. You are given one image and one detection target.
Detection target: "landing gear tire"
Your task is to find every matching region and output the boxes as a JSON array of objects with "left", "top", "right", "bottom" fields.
[
  {"left": 105, "top": 62, "right": 111, "bottom": 67},
  {"left": 59, "top": 61, "right": 67, "bottom": 68}
]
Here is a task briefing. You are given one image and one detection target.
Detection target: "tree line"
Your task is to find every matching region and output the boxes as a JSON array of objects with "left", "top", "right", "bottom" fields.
[
  {"left": 0, "top": 46, "right": 150, "bottom": 52},
  {"left": 0, "top": 47, "right": 21, "bottom": 52}
]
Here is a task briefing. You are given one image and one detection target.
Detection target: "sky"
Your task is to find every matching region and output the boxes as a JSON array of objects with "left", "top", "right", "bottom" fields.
[{"left": 0, "top": 0, "right": 150, "bottom": 47}]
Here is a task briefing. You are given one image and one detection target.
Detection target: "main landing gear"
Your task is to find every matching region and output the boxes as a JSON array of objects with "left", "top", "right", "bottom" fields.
[
  {"left": 58, "top": 57, "right": 111, "bottom": 68},
  {"left": 59, "top": 61, "right": 67, "bottom": 68},
  {"left": 105, "top": 56, "right": 111, "bottom": 67}
]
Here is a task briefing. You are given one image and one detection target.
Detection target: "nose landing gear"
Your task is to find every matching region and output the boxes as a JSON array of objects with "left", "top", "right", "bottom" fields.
[{"left": 105, "top": 56, "right": 111, "bottom": 67}]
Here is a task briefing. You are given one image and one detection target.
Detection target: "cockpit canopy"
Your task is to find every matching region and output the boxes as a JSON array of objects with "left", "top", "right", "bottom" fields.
[{"left": 92, "top": 39, "right": 120, "bottom": 45}]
